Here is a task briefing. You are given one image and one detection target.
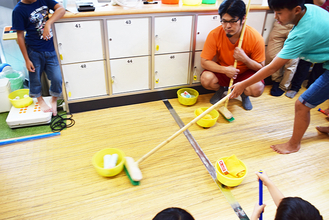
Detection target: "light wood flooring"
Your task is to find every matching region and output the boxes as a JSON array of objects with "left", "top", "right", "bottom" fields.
[{"left": 0, "top": 86, "right": 328, "bottom": 220}]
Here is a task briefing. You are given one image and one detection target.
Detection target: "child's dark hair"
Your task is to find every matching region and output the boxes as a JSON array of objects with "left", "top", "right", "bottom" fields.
[
  {"left": 275, "top": 197, "right": 323, "bottom": 220},
  {"left": 152, "top": 207, "right": 195, "bottom": 220},
  {"left": 268, "top": 0, "right": 306, "bottom": 11},
  {"left": 218, "top": 0, "right": 246, "bottom": 21}
]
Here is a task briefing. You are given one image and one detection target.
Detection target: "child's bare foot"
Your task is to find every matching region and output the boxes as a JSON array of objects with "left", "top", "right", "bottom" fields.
[
  {"left": 270, "top": 142, "right": 301, "bottom": 154},
  {"left": 37, "top": 96, "right": 52, "bottom": 113},
  {"left": 50, "top": 96, "right": 58, "bottom": 116},
  {"left": 316, "top": 126, "right": 329, "bottom": 134}
]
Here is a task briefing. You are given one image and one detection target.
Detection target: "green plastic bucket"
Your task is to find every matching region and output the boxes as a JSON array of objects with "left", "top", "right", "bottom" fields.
[
  {"left": 3, "top": 71, "right": 23, "bottom": 91},
  {"left": 202, "top": 0, "right": 216, "bottom": 4}
]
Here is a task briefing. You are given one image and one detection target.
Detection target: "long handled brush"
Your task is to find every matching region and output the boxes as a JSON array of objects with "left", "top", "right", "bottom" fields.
[
  {"left": 125, "top": 94, "right": 230, "bottom": 183},
  {"left": 218, "top": 0, "right": 251, "bottom": 122}
]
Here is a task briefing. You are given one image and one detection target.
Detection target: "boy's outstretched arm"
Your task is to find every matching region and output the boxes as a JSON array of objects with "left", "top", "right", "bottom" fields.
[
  {"left": 16, "top": 30, "right": 35, "bottom": 72},
  {"left": 256, "top": 171, "right": 284, "bottom": 207},
  {"left": 42, "top": 3, "right": 65, "bottom": 41},
  {"left": 229, "top": 56, "right": 289, "bottom": 99}
]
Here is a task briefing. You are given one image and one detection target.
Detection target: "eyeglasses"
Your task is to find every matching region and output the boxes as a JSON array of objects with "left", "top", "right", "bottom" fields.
[{"left": 220, "top": 18, "right": 240, "bottom": 25}]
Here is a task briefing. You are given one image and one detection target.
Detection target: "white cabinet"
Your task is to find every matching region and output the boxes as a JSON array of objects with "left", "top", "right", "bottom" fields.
[
  {"left": 53, "top": 10, "right": 271, "bottom": 107},
  {"left": 194, "top": 15, "right": 221, "bottom": 84},
  {"left": 193, "top": 51, "right": 202, "bottom": 83},
  {"left": 55, "top": 20, "right": 107, "bottom": 100},
  {"left": 262, "top": 12, "right": 275, "bottom": 46},
  {"left": 107, "top": 18, "right": 150, "bottom": 58},
  {"left": 154, "top": 16, "right": 193, "bottom": 54},
  {"left": 246, "top": 11, "right": 266, "bottom": 35},
  {"left": 110, "top": 56, "right": 150, "bottom": 94},
  {"left": 193, "top": 12, "right": 268, "bottom": 85},
  {"left": 154, "top": 15, "right": 193, "bottom": 88},
  {"left": 107, "top": 17, "right": 151, "bottom": 94},
  {"left": 243, "top": 0, "right": 263, "bottom": 4},
  {"left": 195, "top": 12, "right": 266, "bottom": 51},
  {"left": 195, "top": 14, "right": 220, "bottom": 51},
  {"left": 62, "top": 61, "right": 107, "bottom": 100},
  {"left": 55, "top": 20, "right": 104, "bottom": 64},
  {"left": 154, "top": 53, "right": 190, "bottom": 88}
]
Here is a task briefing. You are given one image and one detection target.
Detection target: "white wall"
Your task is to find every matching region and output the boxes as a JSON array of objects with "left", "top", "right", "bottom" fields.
[
  {"left": 242, "top": 0, "right": 263, "bottom": 5},
  {"left": 0, "top": 0, "right": 19, "bottom": 9},
  {"left": 0, "top": 6, "right": 27, "bottom": 78}
]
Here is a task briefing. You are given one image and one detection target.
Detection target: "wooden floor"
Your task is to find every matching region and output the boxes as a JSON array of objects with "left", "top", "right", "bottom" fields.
[{"left": 0, "top": 86, "right": 328, "bottom": 220}]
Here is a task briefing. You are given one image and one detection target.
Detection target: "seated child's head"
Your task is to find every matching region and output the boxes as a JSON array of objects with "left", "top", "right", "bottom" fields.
[
  {"left": 152, "top": 207, "right": 195, "bottom": 220},
  {"left": 275, "top": 197, "right": 323, "bottom": 220},
  {"left": 268, "top": 0, "right": 306, "bottom": 11}
]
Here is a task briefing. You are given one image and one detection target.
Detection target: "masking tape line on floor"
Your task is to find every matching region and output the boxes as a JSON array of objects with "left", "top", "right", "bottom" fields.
[{"left": 163, "top": 100, "right": 249, "bottom": 220}]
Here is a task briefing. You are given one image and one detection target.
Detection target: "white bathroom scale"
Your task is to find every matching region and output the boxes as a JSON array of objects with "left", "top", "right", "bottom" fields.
[{"left": 6, "top": 97, "right": 52, "bottom": 128}]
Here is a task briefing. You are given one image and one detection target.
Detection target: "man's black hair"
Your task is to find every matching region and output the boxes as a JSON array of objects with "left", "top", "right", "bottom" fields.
[
  {"left": 218, "top": 0, "right": 246, "bottom": 21},
  {"left": 153, "top": 207, "right": 195, "bottom": 220},
  {"left": 268, "top": 0, "right": 306, "bottom": 11},
  {"left": 275, "top": 197, "right": 323, "bottom": 220}
]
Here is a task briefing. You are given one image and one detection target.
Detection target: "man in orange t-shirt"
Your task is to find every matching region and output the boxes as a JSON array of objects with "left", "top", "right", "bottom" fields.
[{"left": 200, "top": 0, "right": 265, "bottom": 110}]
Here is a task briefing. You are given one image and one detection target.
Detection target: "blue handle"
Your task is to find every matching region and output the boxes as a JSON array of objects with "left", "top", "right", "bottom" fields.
[
  {"left": 0, "top": 132, "right": 60, "bottom": 146},
  {"left": 259, "top": 170, "right": 263, "bottom": 220}
]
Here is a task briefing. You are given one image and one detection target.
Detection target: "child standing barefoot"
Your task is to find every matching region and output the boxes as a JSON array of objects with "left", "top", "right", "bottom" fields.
[{"left": 12, "top": 0, "right": 65, "bottom": 116}]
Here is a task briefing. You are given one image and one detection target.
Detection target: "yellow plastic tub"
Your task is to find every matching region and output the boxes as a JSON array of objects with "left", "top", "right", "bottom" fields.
[
  {"left": 177, "top": 88, "right": 199, "bottom": 106},
  {"left": 215, "top": 156, "right": 248, "bottom": 187},
  {"left": 92, "top": 148, "right": 126, "bottom": 177},
  {"left": 194, "top": 107, "right": 219, "bottom": 128},
  {"left": 182, "top": 0, "right": 201, "bottom": 5},
  {"left": 8, "top": 89, "right": 33, "bottom": 108}
]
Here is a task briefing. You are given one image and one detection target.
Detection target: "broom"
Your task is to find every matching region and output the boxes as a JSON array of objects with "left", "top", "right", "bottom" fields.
[
  {"left": 219, "top": 0, "right": 251, "bottom": 122},
  {"left": 125, "top": 94, "right": 230, "bottom": 184}
]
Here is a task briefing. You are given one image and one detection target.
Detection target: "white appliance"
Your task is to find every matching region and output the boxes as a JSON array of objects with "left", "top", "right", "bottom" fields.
[
  {"left": 6, "top": 96, "right": 52, "bottom": 128},
  {"left": 0, "top": 78, "right": 12, "bottom": 113}
]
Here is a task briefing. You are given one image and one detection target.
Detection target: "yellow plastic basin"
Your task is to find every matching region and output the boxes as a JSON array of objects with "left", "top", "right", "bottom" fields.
[
  {"left": 92, "top": 148, "right": 126, "bottom": 177},
  {"left": 194, "top": 107, "right": 219, "bottom": 128},
  {"left": 8, "top": 89, "right": 33, "bottom": 108},
  {"left": 215, "top": 156, "right": 248, "bottom": 187},
  {"left": 183, "top": 0, "right": 202, "bottom": 5},
  {"left": 177, "top": 88, "right": 199, "bottom": 106}
]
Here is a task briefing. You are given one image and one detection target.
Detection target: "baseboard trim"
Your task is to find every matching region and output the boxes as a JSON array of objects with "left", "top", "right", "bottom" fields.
[{"left": 68, "top": 86, "right": 213, "bottom": 113}]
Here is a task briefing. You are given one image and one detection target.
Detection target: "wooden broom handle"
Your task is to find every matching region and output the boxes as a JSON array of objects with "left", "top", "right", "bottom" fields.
[
  {"left": 224, "top": 0, "right": 251, "bottom": 108},
  {"left": 136, "top": 94, "right": 230, "bottom": 164}
]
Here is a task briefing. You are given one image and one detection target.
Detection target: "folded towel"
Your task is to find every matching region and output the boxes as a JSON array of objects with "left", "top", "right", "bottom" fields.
[
  {"left": 223, "top": 154, "right": 246, "bottom": 178},
  {"left": 196, "top": 108, "right": 204, "bottom": 115},
  {"left": 196, "top": 108, "right": 212, "bottom": 120}
]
